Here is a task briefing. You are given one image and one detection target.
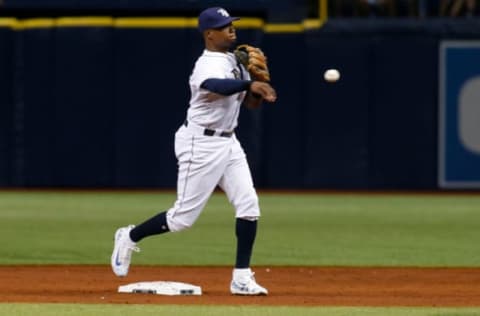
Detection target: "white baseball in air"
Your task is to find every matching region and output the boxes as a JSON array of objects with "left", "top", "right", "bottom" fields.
[{"left": 324, "top": 69, "right": 340, "bottom": 83}]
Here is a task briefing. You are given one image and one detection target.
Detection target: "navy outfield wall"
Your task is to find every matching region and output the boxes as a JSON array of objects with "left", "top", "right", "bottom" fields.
[
  {"left": 0, "top": 27, "right": 13, "bottom": 186},
  {"left": 305, "top": 21, "right": 440, "bottom": 189},
  {"left": 1, "top": 19, "right": 478, "bottom": 189},
  {"left": 0, "top": 20, "right": 265, "bottom": 188}
]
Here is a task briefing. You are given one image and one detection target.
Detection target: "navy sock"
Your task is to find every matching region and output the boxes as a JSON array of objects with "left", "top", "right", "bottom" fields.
[
  {"left": 129, "top": 211, "right": 170, "bottom": 242},
  {"left": 235, "top": 218, "right": 257, "bottom": 269}
]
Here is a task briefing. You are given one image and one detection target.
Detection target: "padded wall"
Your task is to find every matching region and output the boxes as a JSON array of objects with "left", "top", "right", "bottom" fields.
[
  {"left": 19, "top": 28, "right": 55, "bottom": 186},
  {"left": 53, "top": 27, "right": 115, "bottom": 186},
  {"left": 303, "top": 36, "right": 371, "bottom": 188},
  {"left": 0, "top": 28, "right": 13, "bottom": 186},
  {"left": 260, "top": 33, "right": 306, "bottom": 188},
  {"left": 113, "top": 28, "right": 188, "bottom": 187},
  {"left": 368, "top": 37, "right": 438, "bottom": 189},
  {"left": 4, "top": 20, "right": 478, "bottom": 189}
]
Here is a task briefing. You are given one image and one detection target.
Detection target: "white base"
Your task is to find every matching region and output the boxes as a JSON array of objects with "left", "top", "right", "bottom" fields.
[{"left": 118, "top": 281, "right": 202, "bottom": 296}]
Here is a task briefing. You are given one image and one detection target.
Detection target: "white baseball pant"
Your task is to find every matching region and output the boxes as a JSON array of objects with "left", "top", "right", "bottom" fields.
[{"left": 166, "top": 122, "right": 260, "bottom": 232}]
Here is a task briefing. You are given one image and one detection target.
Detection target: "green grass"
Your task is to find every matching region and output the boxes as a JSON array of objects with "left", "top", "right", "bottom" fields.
[
  {"left": 1, "top": 304, "right": 480, "bottom": 316},
  {"left": 1, "top": 191, "right": 479, "bottom": 315},
  {"left": 0, "top": 191, "right": 479, "bottom": 266}
]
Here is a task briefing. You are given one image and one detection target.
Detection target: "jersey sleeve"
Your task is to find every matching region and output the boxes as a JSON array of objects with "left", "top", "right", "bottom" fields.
[{"left": 201, "top": 79, "right": 251, "bottom": 95}]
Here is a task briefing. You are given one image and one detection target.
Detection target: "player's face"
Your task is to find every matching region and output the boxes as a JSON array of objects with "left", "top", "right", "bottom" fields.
[{"left": 208, "top": 23, "right": 237, "bottom": 51}]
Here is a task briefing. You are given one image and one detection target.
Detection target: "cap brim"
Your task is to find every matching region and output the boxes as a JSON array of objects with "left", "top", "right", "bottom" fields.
[{"left": 211, "top": 16, "right": 240, "bottom": 29}]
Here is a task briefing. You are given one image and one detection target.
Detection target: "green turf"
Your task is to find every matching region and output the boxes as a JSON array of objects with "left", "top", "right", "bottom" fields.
[
  {"left": 1, "top": 304, "right": 480, "bottom": 316},
  {"left": 1, "top": 191, "right": 479, "bottom": 314},
  {"left": 0, "top": 191, "right": 479, "bottom": 266}
]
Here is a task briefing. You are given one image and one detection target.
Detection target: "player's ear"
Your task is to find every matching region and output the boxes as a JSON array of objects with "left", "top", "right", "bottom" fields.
[{"left": 205, "top": 29, "right": 215, "bottom": 40}]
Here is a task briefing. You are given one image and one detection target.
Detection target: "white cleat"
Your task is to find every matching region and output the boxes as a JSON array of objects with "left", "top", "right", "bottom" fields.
[
  {"left": 111, "top": 225, "right": 140, "bottom": 277},
  {"left": 230, "top": 268, "right": 268, "bottom": 296}
]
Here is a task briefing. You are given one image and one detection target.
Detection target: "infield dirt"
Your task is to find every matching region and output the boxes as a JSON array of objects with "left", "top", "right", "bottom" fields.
[{"left": 1, "top": 265, "right": 479, "bottom": 306}]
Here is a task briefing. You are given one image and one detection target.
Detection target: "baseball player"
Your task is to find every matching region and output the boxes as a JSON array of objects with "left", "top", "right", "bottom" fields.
[{"left": 111, "top": 7, "right": 276, "bottom": 295}]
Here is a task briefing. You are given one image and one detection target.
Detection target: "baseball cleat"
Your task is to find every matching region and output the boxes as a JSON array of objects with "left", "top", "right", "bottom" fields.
[
  {"left": 230, "top": 269, "right": 268, "bottom": 295},
  {"left": 111, "top": 225, "right": 139, "bottom": 277}
]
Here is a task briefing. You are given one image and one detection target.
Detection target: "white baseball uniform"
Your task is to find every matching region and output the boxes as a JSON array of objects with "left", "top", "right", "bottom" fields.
[{"left": 166, "top": 49, "right": 260, "bottom": 232}]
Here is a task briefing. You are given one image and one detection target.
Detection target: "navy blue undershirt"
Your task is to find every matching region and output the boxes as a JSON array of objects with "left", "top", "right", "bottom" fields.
[{"left": 201, "top": 78, "right": 251, "bottom": 96}]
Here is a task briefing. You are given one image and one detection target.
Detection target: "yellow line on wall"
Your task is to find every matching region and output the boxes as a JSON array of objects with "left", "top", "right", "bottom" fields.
[
  {"left": 233, "top": 18, "right": 265, "bottom": 29},
  {"left": 320, "top": 0, "right": 328, "bottom": 22},
  {"left": 304, "top": 19, "right": 324, "bottom": 30},
  {"left": 0, "top": 17, "right": 113, "bottom": 29},
  {"left": 114, "top": 17, "right": 197, "bottom": 28},
  {"left": 0, "top": 18, "right": 18, "bottom": 28},
  {"left": 18, "top": 18, "right": 55, "bottom": 29},
  {"left": 264, "top": 23, "right": 304, "bottom": 33},
  {"left": 0, "top": 15, "right": 323, "bottom": 33},
  {"left": 56, "top": 17, "right": 114, "bottom": 27},
  {"left": 114, "top": 17, "right": 264, "bottom": 29}
]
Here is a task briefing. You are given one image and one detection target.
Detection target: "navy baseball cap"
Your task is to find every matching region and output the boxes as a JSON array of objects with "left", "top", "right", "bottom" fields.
[{"left": 198, "top": 7, "right": 240, "bottom": 32}]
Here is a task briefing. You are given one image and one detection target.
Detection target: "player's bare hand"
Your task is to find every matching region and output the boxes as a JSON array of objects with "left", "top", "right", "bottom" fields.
[{"left": 250, "top": 81, "right": 277, "bottom": 102}]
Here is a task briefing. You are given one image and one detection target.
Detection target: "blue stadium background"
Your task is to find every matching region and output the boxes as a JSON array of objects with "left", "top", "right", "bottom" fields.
[{"left": 1, "top": 0, "right": 479, "bottom": 189}]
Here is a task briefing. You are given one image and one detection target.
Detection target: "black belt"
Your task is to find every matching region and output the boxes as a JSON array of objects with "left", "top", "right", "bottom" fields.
[{"left": 184, "top": 120, "right": 233, "bottom": 138}]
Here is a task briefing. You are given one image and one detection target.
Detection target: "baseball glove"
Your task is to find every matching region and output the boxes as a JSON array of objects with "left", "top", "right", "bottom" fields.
[{"left": 234, "top": 44, "right": 270, "bottom": 82}]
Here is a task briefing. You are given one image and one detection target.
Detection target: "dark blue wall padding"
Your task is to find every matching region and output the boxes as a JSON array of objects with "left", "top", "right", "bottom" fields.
[
  {"left": 303, "top": 36, "right": 371, "bottom": 188},
  {"left": 367, "top": 37, "right": 438, "bottom": 189},
  {"left": 113, "top": 28, "right": 189, "bottom": 188},
  {"left": 18, "top": 29, "right": 55, "bottom": 186},
  {"left": 0, "top": 28, "right": 13, "bottom": 186},
  {"left": 53, "top": 27, "right": 115, "bottom": 187},
  {"left": 258, "top": 33, "right": 306, "bottom": 188},
  {"left": 5, "top": 19, "right": 480, "bottom": 189}
]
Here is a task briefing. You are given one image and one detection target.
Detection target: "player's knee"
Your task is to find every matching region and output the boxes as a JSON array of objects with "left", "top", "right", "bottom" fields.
[
  {"left": 245, "top": 194, "right": 259, "bottom": 210},
  {"left": 235, "top": 193, "right": 260, "bottom": 218}
]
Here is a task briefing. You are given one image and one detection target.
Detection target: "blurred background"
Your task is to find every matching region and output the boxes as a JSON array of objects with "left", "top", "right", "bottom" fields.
[{"left": 0, "top": 0, "right": 479, "bottom": 190}]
